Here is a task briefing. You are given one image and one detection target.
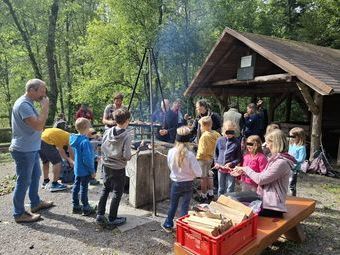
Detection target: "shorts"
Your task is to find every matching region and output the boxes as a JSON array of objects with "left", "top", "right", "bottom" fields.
[
  {"left": 39, "top": 140, "right": 62, "bottom": 165},
  {"left": 198, "top": 159, "right": 213, "bottom": 177}
]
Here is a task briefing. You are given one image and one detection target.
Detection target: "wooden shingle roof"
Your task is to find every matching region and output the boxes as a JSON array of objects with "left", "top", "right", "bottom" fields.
[{"left": 184, "top": 28, "right": 340, "bottom": 96}]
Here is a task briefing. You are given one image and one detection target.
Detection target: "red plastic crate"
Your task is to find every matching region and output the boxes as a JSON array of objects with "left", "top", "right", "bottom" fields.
[{"left": 176, "top": 213, "right": 258, "bottom": 255}]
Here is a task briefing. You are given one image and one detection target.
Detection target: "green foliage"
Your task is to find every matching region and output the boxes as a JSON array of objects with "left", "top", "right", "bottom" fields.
[{"left": 0, "top": 174, "right": 15, "bottom": 196}]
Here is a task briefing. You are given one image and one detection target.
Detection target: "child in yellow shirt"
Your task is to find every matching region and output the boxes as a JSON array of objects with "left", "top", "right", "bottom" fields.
[{"left": 196, "top": 116, "right": 220, "bottom": 202}]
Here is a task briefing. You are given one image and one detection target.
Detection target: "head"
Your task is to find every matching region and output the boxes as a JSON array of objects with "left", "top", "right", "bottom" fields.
[
  {"left": 265, "top": 129, "right": 288, "bottom": 155},
  {"left": 222, "top": 120, "right": 237, "bottom": 139},
  {"left": 265, "top": 123, "right": 280, "bottom": 136},
  {"left": 25, "top": 79, "right": 47, "bottom": 101},
  {"left": 172, "top": 99, "right": 182, "bottom": 111},
  {"left": 199, "top": 116, "right": 212, "bottom": 132},
  {"left": 113, "top": 93, "right": 124, "bottom": 108},
  {"left": 247, "top": 103, "right": 256, "bottom": 115},
  {"left": 246, "top": 135, "right": 263, "bottom": 154},
  {"left": 87, "top": 127, "right": 98, "bottom": 139},
  {"left": 114, "top": 107, "right": 131, "bottom": 128},
  {"left": 161, "top": 99, "right": 170, "bottom": 112},
  {"left": 174, "top": 126, "right": 191, "bottom": 169},
  {"left": 80, "top": 103, "right": 88, "bottom": 110},
  {"left": 75, "top": 117, "right": 91, "bottom": 134},
  {"left": 289, "top": 127, "right": 306, "bottom": 146},
  {"left": 257, "top": 99, "right": 264, "bottom": 108},
  {"left": 195, "top": 99, "right": 209, "bottom": 115},
  {"left": 228, "top": 101, "right": 238, "bottom": 109}
]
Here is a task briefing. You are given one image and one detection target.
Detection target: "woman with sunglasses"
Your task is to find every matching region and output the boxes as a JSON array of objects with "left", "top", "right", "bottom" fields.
[
  {"left": 231, "top": 129, "right": 296, "bottom": 218},
  {"left": 240, "top": 135, "right": 267, "bottom": 192}
]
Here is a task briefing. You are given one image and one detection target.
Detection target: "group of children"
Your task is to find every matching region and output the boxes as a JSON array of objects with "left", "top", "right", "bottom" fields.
[
  {"left": 162, "top": 116, "right": 306, "bottom": 232},
  {"left": 70, "top": 108, "right": 132, "bottom": 228}
]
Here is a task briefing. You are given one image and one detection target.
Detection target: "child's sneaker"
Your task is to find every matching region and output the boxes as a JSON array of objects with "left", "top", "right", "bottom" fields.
[
  {"left": 108, "top": 216, "right": 126, "bottom": 227},
  {"left": 89, "top": 179, "right": 100, "bottom": 185},
  {"left": 161, "top": 223, "right": 173, "bottom": 233},
  {"left": 49, "top": 182, "right": 67, "bottom": 192},
  {"left": 72, "top": 205, "right": 83, "bottom": 214},
  {"left": 41, "top": 179, "right": 50, "bottom": 189},
  {"left": 82, "top": 206, "right": 96, "bottom": 216},
  {"left": 96, "top": 215, "right": 108, "bottom": 227}
]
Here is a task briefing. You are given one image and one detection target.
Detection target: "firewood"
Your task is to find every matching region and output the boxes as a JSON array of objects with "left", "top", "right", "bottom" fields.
[
  {"left": 189, "top": 210, "right": 222, "bottom": 220},
  {"left": 209, "top": 201, "right": 247, "bottom": 225},
  {"left": 217, "top": 195, "right": 253, "bottom": 217},
  {"left": 184, "top": 221, "right": 220, "bottom": 236}
]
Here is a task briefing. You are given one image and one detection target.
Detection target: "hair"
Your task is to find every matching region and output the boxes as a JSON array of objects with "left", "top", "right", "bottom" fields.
[
  {"left": 222, "top": 120, "right": 238, "bottom": 135},
  {"left": 114, "top": 93, "right": 124, "bottom": 100},
  {"left": 75, "top": 117, "right": 91, "bottom": 132},
  {"left": 25, "top": 79, "right": 45, "bottom": 92},
  {"left": 265, "top": 129, "right": 288, "bottom": 154},
  {"left": 246, "top": 135, "right": 263, "bottom": 154},
  {"left": 174, "top": 126, "right": 191, "bottom": 169},
  {"left": 247, "top": 103, "right": 257, "bottom": 113},
  {"left": 196, "top": 99, "right": 209, "bottom": 110},
  {"left": 265, "top": 123, "right": 280, "bottom": 136},
  {"left": 289, "top": 127, "right": 306, "bottom": 146},
  {"left": 114, "top": 108, "right": 131, "bottom": 124},
  {"left": 228, "top": 101, "right": 238, "bottom": 109},
  {"left": 199, "top": 116, "right": 212, "bottom": 130}
]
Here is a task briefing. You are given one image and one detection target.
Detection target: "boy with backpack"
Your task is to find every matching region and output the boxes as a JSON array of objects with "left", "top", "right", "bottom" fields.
[{"left": 96, "top": 108, "right": 133, "bottom": 227}]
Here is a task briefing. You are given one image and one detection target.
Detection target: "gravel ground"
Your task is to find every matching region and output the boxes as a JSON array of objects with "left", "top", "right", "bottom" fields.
[{"left": 0, "top": 160, "right": 339, "bottom": 255}]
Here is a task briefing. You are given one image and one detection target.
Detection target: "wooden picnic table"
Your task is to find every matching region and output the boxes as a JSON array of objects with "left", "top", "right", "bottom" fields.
[{"left": 174, "top": 196, "right": 316, "bottom": 255}]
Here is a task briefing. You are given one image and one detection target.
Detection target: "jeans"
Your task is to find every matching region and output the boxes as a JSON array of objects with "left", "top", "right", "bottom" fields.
[
  {"left": 72, "top": 175, "right": 91, "bottom": 209},
  {"left": 10, "top": 150, "right": 41, "bottom": 218},
  {"left": 218, "top": 171, "right": 235, "bottom": 196},
  {"left": 289, "top": 172, "right": 298, "bottom": 196},
  {"left": 164, "top": 181, "right": 193, "bottom": 228},
  {"left": 97, "top": 166, "right": 125, "bottom": 221}
]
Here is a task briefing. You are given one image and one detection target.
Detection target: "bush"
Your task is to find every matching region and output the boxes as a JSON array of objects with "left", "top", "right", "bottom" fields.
[{"left": 0, "top": 129, "right": 11, "bottom": 143}]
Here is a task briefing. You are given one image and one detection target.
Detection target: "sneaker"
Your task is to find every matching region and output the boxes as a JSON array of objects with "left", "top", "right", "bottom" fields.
[
  {"left": 161, "top": 223, "right": 173, "bottom": 233},
  {"left": 31, "top": 200, "right": 54, "bottom": 213},
  {"left": 82, "top": 206, "right": 96, "bottom": 216},
  {"left": 72, "top": 206, "right": 83, "bottom": 214},
  {"left": 96, "top": 215, "right": 108, "bottom": 227},
  {"left": 49, "top": 182, "right": 67, "bottom": 192},
  {"left": 89, "top": 179, "right": 100, "bottom": 186},
  {"left": 41, "top": 180, "right": 50, "bottom": 189},
  {"left": 108, "top": 216, "right": 126, "bottom": 227},
  {"left": 15, "top": 211, "right": 41, "bottom": 223}
]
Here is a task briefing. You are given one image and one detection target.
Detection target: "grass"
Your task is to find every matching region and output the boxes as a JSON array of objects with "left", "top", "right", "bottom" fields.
[
  {"left": 0, "top": 152, "right": 12, "bottom": 163},
  {"left": 0, "top": 174, "right": 16, "bottom": 196},
  {"left": 321, "top": 183, "right": 340, "bottom": 194}
]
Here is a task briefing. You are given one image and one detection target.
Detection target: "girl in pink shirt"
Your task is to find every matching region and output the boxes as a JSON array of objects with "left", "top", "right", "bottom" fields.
[{"left": 241, "top": 135, "right": 268, "bottom": 192}]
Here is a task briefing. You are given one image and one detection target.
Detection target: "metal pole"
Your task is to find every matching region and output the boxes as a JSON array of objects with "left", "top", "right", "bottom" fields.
[
  {"left": 148, "top": 48, "right": 157, "bottom": 216},
  {"left": 151, "top": 48, "right": 166, "bottom": 112},
  {"left": 128, "top": 48, "right": 148, "bottom": 111}
]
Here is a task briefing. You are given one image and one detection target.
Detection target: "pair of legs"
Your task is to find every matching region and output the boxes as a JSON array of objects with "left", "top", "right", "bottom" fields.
[
  {"left": 72, "top": 175, "right": 93, "bottom": 213},
  {"left": 198, "top": 160, "right": 213, "bottom": 197},
  {"left": 218, "top": 171, "right": 235, "bottom": 196},
  {"left": 10, "top": 150, "right": 41, "bottom": 218},
  {"left": 289, "top": 172, "right": 298, "bottom": 196},
  {"left": 164, "top": 180, "right": 193, "bottom": 228},
  {"left": 97, "top": 166, "right": 125, "bottom": 221}
]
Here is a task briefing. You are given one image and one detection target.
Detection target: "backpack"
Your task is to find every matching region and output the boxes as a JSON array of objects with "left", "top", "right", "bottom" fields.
[{"left": 60, "top": 160, "right": 74, "bottom": 183}]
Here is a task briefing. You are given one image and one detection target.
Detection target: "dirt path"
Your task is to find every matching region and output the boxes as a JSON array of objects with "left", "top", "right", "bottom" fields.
[{"left": 0, "top": 160, "right": 339, "bottom": 255}]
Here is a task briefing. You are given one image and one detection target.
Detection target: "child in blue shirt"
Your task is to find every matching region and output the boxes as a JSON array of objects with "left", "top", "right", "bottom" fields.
[
  {"left": 69, "top": 117, "right": 96, "bottom": 215},
  {"left": 288, "top": 127, "right": 306, "bottom": 196}
]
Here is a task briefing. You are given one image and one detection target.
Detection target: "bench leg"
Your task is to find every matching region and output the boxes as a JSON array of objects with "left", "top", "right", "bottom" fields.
[{"left": 283, "top": 224, "right": 306, "bottom": 243}]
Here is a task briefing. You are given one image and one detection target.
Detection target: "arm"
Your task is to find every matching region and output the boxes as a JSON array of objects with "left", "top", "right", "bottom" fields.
[
  {"left": 102, "top": 105, "right": 115, "bottom": 126},
  {"left": 82, "top": 141, "right": 95, "bottom": 173},
  {"left": 122, "top": 132, "right": 133, "bottom": 160},
  {"left": 23, "top": 98, "right": 49, "bottom": 131},
  {"left": 295, "top": 146, "right": 306, "bottom": 164},
  {"left": 196, "top": 136, "right": 207, "bottom": 159},
  {"left": 243, "top": 159, "right": 290, "bottom": 186},
  {"left": 230, "top": 142, "right": 242, "bottom": 167},
  {"left": 57, "top": 146, "right": 74, "bottom": 167}
]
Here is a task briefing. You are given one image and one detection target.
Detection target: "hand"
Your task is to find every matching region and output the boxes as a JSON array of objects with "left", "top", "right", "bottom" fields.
[
  {"left": 68, "top": 158, "right": 74, "bottom": 168},
  {"left": 214, "top": 163, "right": 222, "bottom": 169},
  {"left": 159, "top": 129, "right": 168, "bottom": 136},
  {"left": 244, "top": 113, "right": 249, "bottom": 118},
  {"left": 230, "top": 167, "right": 243, "bottom": 177},
  {"left": 224, "top": 162, "right": 233, "bottom": 169},
  {"left": 40, "top": 96, "right": 49, "bottom": 109},
  {"left": 91, "top": 172, "right": 96, "bottom": 178},
  {"left": 184, "top": 113, "right": 191, "bottom": 120},
  {"left": 110, "top": 120, "right": 116, "bottom": 126}
]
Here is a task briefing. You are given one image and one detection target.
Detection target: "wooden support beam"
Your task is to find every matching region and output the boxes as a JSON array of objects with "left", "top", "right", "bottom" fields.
[
  {"left": 212, "top": 73, "right": 294, "bottom": 86},
  {"left": 285, "top": 94, "right": 292, "bottom": 122},
  {"left": 296, "top": 82, "right": 319, "bottom": 115},
  {"left": 310, "top": 92, "right": 323, "bottom": 160}
]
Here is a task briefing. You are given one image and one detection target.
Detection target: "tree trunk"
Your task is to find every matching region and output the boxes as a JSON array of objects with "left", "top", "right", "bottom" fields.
[
  {"left": 2, "top": 0, "right": 42, "bottom": 79},
  {"left": 0, "top": 55, "right": 12, "bottom": 126},
  {"left": 65, "top": 13, "right": 73, "bottom": 122},
  {"left": 55, "top": 55, "right": 64, "bottom": 114},
  {"left": 310, "top": 93, "right": 323, "bottom": 160},
  {"left": 46, "top": 0, "right": 60, "bottom": 124}
]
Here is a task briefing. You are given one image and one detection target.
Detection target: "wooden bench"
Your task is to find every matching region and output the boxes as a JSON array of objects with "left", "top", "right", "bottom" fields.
[{"left": 174, "top": 196, "right": 316, "bottom": 255}]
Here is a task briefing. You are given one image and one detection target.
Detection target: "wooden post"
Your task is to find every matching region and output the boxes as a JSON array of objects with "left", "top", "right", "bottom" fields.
[
  {"left": 310, "top": 92, "right": 323, "bottom": 160},
  {"left": 285, "top": 94, "right": 292, "bottom": 122},
  {"left": 269, "top": 97, "right": 274, "bottom": 122}
]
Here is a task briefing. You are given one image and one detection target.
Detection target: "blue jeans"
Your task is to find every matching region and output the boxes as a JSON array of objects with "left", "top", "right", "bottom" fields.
[
  {"left": 72, "top": 175, "right": 91, "bottom": 209},
  {"left": 164, "top": 181, "right": 193, "bottom": 228},
  {"left": 218, "top": 171, "right": 235, "bottom": 196},
  {"left": 10, "top": 150, "right": 41, "bottom": 218}
]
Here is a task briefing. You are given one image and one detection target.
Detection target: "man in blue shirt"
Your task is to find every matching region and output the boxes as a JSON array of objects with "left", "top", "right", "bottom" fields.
[{"left": 10, "top": 79, "right": 53, "bottom": 223}]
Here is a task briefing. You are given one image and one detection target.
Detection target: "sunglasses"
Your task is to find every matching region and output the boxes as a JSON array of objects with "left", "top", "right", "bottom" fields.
[
  {"left": 287, "top": 135, "right": 295, "bottom": 138},
  {"left": 225, "top": 130, "right": 235, "bottom": 135},
  {"left": 90, "top": 131, "right": 97, "bottom": 135},
  {"left": 246, "top": 142, "right": 254, "bottom": 146}
]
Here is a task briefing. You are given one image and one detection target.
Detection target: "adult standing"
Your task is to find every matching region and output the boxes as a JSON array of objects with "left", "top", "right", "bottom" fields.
[
  {"left": 244, "top": 103, "right": 260, "bottom": 138},
  {"left": 190, "top": 99, "right": 222, "bottom": 141},
  {"left": 171, "top": 99, "right": 187, "bottom": 127},
  {"left": 257, "top": 99, "right": 268, "bottom": 139},
  {"left": 75, "top": 104, "right": 94, "bottom": 122},
  {"left": 102, "top": 93, "right": 124, "bottom": 129},
  {"left": 223, "top": 102, "right": 244, "bottom": 137},
  {"left": 10, "top": 79, "right": 53, "bottom": 223}
]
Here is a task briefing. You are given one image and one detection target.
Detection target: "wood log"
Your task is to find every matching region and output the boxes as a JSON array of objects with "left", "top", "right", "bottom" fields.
[
  {"left": 188, "top": 210, "right": 222, "bottom": 220},
  {"left": 209, "top": 201, "right": 247, "bottom": 225},
  {"left": 217, "top": 195, "right": 253, "bottom": 217},
  {"left": 183, "top": 221, "right": 220, "bottom": 236}
]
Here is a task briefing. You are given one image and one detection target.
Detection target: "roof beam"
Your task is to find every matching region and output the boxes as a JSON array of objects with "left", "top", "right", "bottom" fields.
[
  {"left": 296, "top": 82, "right": 319, "bottom": 115},
  {"left": 212, "top": 73, "right": 294, "bottom": 86}
]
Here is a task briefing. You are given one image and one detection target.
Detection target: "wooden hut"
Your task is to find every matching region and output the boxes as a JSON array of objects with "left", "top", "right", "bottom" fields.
[{"left": 184, "top": 28, "right": 340, "bottom": 162}]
